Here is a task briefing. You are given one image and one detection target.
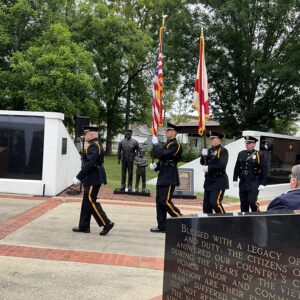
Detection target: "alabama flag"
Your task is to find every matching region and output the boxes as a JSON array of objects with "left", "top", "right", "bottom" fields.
[{"left": 192, "top": 31, "right": 209, "bottom": 136}]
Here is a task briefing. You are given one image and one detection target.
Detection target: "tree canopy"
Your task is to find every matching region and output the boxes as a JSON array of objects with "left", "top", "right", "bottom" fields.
[
  {"left": 194, "top": 0, "right": 300, "bottom": 135},
  {"left": 0, "top": 0, "right": 299, "bottom": 152}
]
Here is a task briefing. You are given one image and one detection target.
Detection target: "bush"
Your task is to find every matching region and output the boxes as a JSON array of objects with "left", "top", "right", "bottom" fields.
[{"left": 181, "top": 145, "right": 200, "bottom": 162}]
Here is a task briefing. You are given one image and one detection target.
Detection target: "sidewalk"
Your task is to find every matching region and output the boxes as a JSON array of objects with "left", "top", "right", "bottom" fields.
[{"left": 0, "top": 190, "right": 271, "bottom": 300}]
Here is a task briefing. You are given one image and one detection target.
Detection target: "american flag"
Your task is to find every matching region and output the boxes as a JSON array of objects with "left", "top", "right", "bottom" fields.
[
  {"left": 192, "top": 31, "right": 210, "bottom": 136},
  {"left": 152, "top": 25, "right": 165, "bottom": 137}
]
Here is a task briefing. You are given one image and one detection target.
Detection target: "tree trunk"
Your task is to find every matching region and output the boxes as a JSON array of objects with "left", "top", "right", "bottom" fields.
[
  {"left": 105, "top": 107, "right": 113, "bottom": 155},
  {"left": 125, "top": 79, "right": 131, "bottom": 130}
]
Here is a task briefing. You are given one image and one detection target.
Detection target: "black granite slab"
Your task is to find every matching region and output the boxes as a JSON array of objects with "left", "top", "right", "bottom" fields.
[{"left": 163, "top": 212, "right": 300, "bottom": 300}]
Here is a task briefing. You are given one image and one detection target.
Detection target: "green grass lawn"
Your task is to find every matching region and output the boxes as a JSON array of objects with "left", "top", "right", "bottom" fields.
[
  {"left": 103, "top": 154, "right": 161, "bottom": 192},
  {"left": 103, "top": 155, "right": 239, "bottom": 202},
  {"left": 103, "top": 154, "right": 184, "bottom": 192}
]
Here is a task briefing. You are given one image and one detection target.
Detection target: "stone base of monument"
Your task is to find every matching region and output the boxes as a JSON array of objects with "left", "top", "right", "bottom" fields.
[
  {"left": 163, "top": 212, "right": 300, "bottom": 300},
  {"left": 113, "top": 188, "right": 150, "bottom": 197}
]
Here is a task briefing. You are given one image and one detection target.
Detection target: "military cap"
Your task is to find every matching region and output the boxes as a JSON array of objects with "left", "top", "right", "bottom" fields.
[
  {"left": 166, "top": 122, "right": 179, "bottom": 132},
  {"left": 206, "top": 130, "right": 224, "bottom": 139},
  {"left": 244, "top": 136, "right": 258, "bottom": 143},
  {"left": 83, "top": 126, "right": 98, "bottom": 133}
]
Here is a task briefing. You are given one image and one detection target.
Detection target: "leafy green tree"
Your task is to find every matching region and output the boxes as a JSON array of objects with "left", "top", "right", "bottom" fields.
[
  {"left": 273, "top": 118, "right": 297, "bottom": 135},
  {"left": 11, "top": 23, "right": 97, "bottom": 126},
  {"left": 1, "top": 0, "right": 299, "bottom": 142},
  {"left": 71, "top": 1, "right": 152, "bottom": 154},
  {"left": 0, "top": 0, "right": 77, "bottom": 111},
  {"left": 194, "top": 0, "right": 300, "bottom": 135}
]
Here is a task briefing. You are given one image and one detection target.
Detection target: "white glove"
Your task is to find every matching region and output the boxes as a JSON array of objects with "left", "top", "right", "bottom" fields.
[
  {"left": 149, "top": 163, "right": 157, "bottom": 170},
  {"left": 202, "top": 148, "right": 208, "bottom": 156},
  {"left": 202, "top": 165, "right": 208, "bottom": 173},
  {"left": 72, "top": 177, "right": 81, "bottom": 185},
  {"left": 258, "top": 185, "right": 266, "bottom": 191},
  {"left": 152, "top": 136, "right": 158, "bottom": 145},
  {"left": 233, "top": 181, "right": 238, "bottom": 187}
]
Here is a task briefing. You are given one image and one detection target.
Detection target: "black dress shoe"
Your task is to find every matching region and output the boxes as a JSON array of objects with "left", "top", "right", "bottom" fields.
[
  {"left": 72, "top": 227, "right": 90, "bottom": 233},
  {"left": 100, "top": 222, "right": 114, "bottom": 236},
  {"left": 150, "top": 227, "right": 166, "bottom": 233}
]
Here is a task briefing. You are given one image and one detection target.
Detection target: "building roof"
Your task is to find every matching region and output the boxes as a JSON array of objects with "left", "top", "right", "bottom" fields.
[
  {"left": 129, "top": 120, "right": 223, "bottom": 137},
  {"left": 177, "top": 120, "right": 220, "bottom": 127},
  {"left": 170, "top": 120, "right": 223, "bottom": 135}
]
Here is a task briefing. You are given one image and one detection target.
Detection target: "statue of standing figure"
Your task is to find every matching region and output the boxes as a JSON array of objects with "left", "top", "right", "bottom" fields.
[
  {"left": 118, "top": 129, "right": 139, "bottom": 192},
  {"left": 134, "top": 147, "right": 148, "bottom": 193}
]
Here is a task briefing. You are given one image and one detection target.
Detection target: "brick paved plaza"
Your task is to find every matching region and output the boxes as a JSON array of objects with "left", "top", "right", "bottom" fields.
[{"left": 0, "top": 190, "right": 271, "bottom": 299}]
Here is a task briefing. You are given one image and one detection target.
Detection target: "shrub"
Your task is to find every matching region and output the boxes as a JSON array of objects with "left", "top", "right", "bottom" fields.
[{"left": 181, "top": 145, "right": 200, "bottom": 162}]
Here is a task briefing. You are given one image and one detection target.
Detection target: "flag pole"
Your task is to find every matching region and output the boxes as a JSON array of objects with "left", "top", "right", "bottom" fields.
[
  {"left": 151, "top": 14, "right": 167, "bottom": 137},
  {"left": 200, "top": 27, "right": 207, "bottom": 150},
  {"left": 159, "top": 14, "right": 167, "bottom": 127},
  {"left": 201, "top": 27, "right": 207, "bottom": 149},
  {"left": 192, "top": 27, "right": 210, "bottom": 150},
  {"left": 151, "top": 14, "right": 167, "bottom": 163}
]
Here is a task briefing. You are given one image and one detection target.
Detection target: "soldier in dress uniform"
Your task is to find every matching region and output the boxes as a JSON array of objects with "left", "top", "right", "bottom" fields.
[
  {"left": 200, "top": 131, "right": 229, "bottom": 213},
  {"left": 233, "top": 136, "right": 268, "bottom": 212},
  {"left": 118, "top": 129, "right": 139, "bottom": 192},
  {"left": 149, "top": 123, "right": 182, "bottom": 233},
  {"left": 72, "top": 126, "right": 114, "bottom": 236}
]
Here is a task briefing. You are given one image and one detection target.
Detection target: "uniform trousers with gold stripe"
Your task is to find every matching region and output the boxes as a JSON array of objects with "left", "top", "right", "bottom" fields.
[
  {"left": 203, "top": 190, "right": 226, "bottom": 214},
  {"left": 156, "top": 185, "right": 182, "bottom": 230},
  {"left": 239, "top": 190, "right": 260, "bottom": 212},
  {"left": 79, "top": 184, "right": 110, "bottom": 229}
]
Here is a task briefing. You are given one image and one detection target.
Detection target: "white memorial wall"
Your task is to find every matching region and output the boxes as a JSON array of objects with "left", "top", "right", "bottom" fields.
[{"left": 0, "top": 111, "right": 81, "bottom": 196}]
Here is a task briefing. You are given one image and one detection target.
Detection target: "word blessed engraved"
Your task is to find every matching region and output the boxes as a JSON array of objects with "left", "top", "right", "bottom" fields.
[{"left": 163, "top": 215, "right": 300, "bottom": 300}]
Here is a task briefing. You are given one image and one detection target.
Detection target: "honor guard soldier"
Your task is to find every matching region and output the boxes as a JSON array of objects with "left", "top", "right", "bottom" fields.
[
  {"left": 149, "top": 123, "right": 182, "bottom": 233},
  {"left": 72, "top": 126, "right": 114, "bottom": 236},
  {"left": 200, "top": 131, "right": 229, "bottom": 213},
  {"left": 233, "top": 136, "right": 268, "bottom": 212}
]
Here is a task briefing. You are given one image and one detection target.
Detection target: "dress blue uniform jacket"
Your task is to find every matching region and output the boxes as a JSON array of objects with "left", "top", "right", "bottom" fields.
[
  {"left": 267, "top": 189, "right": 300, "bottom": 211},
  {"left": 200, "top": 144, "right": 229, "bottom": 191},
  {"left": 152, "top": 138, "right": 182, "bottom": 186},
  {"left": 77, "top": 140, "right": 107, "bottom": 187},
  {"left": 233, "top": 149, "right": 268, "bottom": 191}
]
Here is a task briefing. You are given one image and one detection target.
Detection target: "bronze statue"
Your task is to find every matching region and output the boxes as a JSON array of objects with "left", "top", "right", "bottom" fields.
[
  {"left": 118, "top": 129, "right": 139, "bottom": 192},
  {"left": 134, "top": 147, "right": 148, "bottom": 192}
]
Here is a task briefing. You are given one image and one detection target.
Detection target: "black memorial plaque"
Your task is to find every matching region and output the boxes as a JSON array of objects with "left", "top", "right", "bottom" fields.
[
  {"left": 173, "top": 168, "right": 196, "bottom": 199},
  {"left": 163, "top": 213, "right": 300, "bottom": 300}
]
